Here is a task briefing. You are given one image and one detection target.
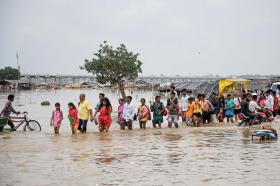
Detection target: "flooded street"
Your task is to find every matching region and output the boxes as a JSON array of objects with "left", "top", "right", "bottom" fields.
[{"left": 1, "top": 90, "right": 280, "bottom": 186}]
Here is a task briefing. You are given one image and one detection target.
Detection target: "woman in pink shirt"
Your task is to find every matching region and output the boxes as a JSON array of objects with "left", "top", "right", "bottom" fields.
[{"left": 258, "top": 94, "right": 266, "bottom": 108}]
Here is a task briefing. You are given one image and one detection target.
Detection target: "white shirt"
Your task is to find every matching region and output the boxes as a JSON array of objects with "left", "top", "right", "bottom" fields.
[
  {"left": 122, "top": 103, "right": 135, "bottom": 122},
  {"left": 180, "top": 95, "right": 189, "bottom": 111},
  {"left": 249, "top": 100, "right": 261, "bottom": 113},
  {"left": 265, "top": 95, "right": 274, "bottom": 109}
]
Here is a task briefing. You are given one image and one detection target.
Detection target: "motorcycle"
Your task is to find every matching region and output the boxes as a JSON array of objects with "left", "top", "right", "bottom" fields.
[{"left": 237, "top": 110, "right": 274, "bottom": 127}]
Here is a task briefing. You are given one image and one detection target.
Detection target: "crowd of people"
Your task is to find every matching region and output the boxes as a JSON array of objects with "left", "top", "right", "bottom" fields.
[{"left": 1, "top": 85, "right": 280, "bottom": 134}]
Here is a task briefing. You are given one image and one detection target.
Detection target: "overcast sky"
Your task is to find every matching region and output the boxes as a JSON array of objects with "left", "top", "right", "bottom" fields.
[{"left": 0, "top": 0, "right": 279, "bottom": 76}]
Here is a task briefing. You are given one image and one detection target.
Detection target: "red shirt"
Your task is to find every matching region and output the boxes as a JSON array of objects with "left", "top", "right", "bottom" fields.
[
  {"left": 273, "top": 97, "right": 278, "bottom": 112},
  {"left": 68, "top": 108, "right": 78, "bottom": 126}
]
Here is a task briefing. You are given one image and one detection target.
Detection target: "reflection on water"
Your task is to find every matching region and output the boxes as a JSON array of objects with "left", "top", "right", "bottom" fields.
[{"left": 0, "top": 90, "right": 280, "bottom": 186}]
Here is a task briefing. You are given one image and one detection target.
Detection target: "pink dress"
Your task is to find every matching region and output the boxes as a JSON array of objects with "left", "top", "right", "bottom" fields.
[
  {"left": 118, "top": 104, "right": 124, "bottom": 125},
  {"left": 52, "top": 110, "right": 62, "bottom": 128}
]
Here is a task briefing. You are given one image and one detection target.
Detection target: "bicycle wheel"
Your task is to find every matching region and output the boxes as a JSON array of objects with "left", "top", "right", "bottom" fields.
[{"left": 24, "top": 120, "right": 41, "bottom": 131}]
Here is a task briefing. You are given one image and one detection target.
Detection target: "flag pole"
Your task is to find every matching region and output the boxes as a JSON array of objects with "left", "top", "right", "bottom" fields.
[{"left": 16, "top": 51, "right": 20, "bottom": 74}]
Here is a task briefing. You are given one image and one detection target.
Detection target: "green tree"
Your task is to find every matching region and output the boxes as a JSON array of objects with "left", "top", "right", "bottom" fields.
[
  {"left": 0, "top": 66, "right": 20, "bottom": 80},
  {"left": 81, "top": 41, "right": 142, "bottom": 99}
]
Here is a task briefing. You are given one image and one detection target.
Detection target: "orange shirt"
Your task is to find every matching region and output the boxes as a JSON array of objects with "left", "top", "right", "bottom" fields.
[{"left": 186, "top": 102, "right": 195, "bottom": 118}]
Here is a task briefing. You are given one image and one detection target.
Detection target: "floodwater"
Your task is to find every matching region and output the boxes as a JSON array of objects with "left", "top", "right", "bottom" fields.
[{"left": 0, "top": 89, "right": 280, "bottom": 186}]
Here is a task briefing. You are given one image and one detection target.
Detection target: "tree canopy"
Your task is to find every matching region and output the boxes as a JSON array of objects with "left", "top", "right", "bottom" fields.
[
  {"left": 0, "top": 66, "right": 20, "bottom": 80},
  {"left": 81, "top": 41, "right": 142, "bottom": 98}
]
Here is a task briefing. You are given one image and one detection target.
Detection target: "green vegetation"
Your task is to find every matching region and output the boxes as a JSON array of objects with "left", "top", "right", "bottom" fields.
[
  {"left": 0, "top": 66, "right": 20, "bottom": 80},
  {"left": 81, "top": 41, "right": 142, "bottom": 98}
]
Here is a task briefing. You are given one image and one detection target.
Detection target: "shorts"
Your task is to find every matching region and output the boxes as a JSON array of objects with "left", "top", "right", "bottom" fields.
[
  {"left": 193, "top": 112, "right": 202, "bottom": 118},
  {"left": 168, "top": 115, "right": 178, "bottom": 124},
  {"left": 152, "top": 115, "right": 163, "bottom": 123},
  {"left": 234, "top": 109, "right": 241, "bottom": 115},
  {"left": 225, "top": 109, "right": 234, "bottom": 117}
]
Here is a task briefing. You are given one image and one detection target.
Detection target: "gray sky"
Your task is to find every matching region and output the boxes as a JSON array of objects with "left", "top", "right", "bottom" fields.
[{"left": 1, "top": 0, "right": 279, "bottom": 76}]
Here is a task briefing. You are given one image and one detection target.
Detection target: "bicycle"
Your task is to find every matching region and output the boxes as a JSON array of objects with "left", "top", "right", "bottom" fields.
[{"left": 9, "top": 112, "right": 41, "bottom": 131}]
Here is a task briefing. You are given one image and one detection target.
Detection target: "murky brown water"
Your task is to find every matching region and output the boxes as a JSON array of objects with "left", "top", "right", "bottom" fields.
[{"left": 0, "top": 89, "right": 280, "bottom": 186}]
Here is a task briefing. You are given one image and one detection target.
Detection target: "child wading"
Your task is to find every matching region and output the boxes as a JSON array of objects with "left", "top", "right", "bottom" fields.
[
  {"left": 150, "top": 95, "right": 165, "bottom": 128},
  {"left": 137, "top": 98, "right": 151, "bottom": 129},
  {"left": 185, "top": 97, "right": 195, "bottom": 125},
  {"left": 68, "top": 102, "right": 78, "bottom": 134},
  {"left": 166, "top": 91, "right": 180, "bottom": 128},
  {"left": 192, "top": 95, "right": 202, "bottom": 127},
  {"left": 96, "top": 97, "right": 112, "bottom": 132},
  {"left": 225, "top": 94, "right": 235, "bottom": 123},
  {"left": 50, "top": 102, "right": 63, "bottom": 134},
  {"left": 117, "top": 98, "right": 124, "bottom": 129}
]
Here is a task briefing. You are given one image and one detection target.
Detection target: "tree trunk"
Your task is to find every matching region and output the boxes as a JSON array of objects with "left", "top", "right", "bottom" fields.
[{"left": 118, "top": 81, "right": 126, "bottom": 99}]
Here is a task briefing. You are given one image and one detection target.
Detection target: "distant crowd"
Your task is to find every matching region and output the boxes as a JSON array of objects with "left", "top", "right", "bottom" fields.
[{"left": 1, "top": 84, "right": 280, "bottom": 134}]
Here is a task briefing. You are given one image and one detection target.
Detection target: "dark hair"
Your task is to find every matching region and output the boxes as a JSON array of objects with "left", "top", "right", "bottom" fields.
[
  {"left": 181, "top": 88, "right": 187, "bottom": 92},
  {"left": 119, "top": 98, "right": 124, "bottom": 102},
  {"left": 170, "top": 85, "right": 175, "bottom": 90},
  {"left": 127, "top": 96, "right": 132, "bottom": 100},
  {"left": 99, "top": 97, "right": 111, "bottom": 109},
  {"left": 211, "top": 92, "right": 217, "bottom": 96},
  {"left": 247, "top": 93, "right": 252, "bottom": 99},
  {"left": 99, "top": 93, "right": 105, "bottom": 97},
  {"left": 242, "top": 93, "right": 247, "bottom": 99},
  {"left": 55, "top": 102, "right": 60, "bottom": 107},
  {"left": 141, "top": 98, "right": 145, "bottom": 102},
  {"left": 8, "top": 94, "right": 15, "bottom": 101},
  {"left": 155, "top": 95, "right": 161, "bottom": 100},
  {"left": 265, "top": 90, "right": 270, "bottom": 94},
  {"left": 219, "top": 95, "right": 225, "bottom": 101},
  {"left": 170, "top": 91, "right": 176, "bottom": 96},
  {"left": 68, "top": 102, "right": 76, "bottom": 109},
  {"left": 252, "top": 95, "right": 258, "bottom": 100},
  {"left": 272, "top": 91, "right": 276, "bottom": 96},
  {"left": 201, "top": 94, "right": 206, "bottom": 98}
]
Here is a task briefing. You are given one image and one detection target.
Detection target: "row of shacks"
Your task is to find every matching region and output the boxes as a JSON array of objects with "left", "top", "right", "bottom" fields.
[
  {"left": 0, "top": 77, "right": 273, "bottom": 94},
  {"left": 0, "top": 78, "right": 32, "bottom": 90},
  {"left": 158, "top": 78, "right": 272, "bottom": 97}
]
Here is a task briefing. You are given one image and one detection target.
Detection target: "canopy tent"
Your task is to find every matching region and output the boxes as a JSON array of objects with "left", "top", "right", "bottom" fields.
[{"left": 218, "top": 79, "right": 249, "bottom": 95}]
